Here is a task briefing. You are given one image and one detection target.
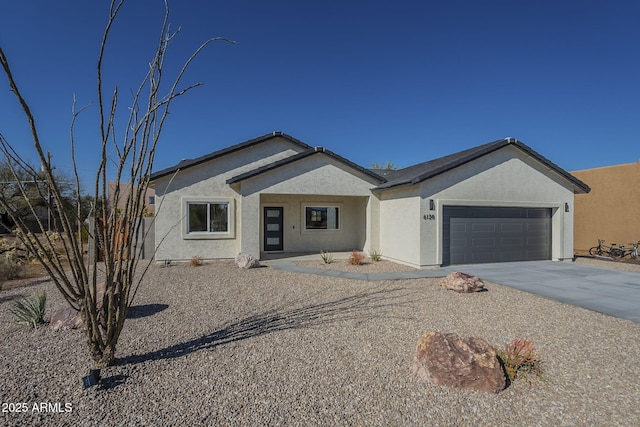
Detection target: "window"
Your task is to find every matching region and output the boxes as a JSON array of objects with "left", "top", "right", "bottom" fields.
[
  {"left": 148, "top": 196, "right": 155, "bottom": 205},
  {"left": 305, "top": 206, "right": 339, "bottom": 230},
  {"left": 187, "top": 202, "right": 229, "bottom": 233}
]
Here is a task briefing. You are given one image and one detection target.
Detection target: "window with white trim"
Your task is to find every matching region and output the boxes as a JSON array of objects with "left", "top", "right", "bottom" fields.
[
  {"left": 187, "top": 202, "right": 229, "bottom": 233},
  {"left": 305, "top": 206, "right": 339, "bottom": 230}
]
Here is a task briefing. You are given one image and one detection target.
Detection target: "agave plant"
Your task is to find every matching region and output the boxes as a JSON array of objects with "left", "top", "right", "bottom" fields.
[
  {"left": 320, "top": 251, "right": 334, "bottom": 264},
  {"left": 369, "top": 249, "right": 383, "bottom": 262},
  {"left": 11, "top": 292, "right": 47, "bottom": 329}
]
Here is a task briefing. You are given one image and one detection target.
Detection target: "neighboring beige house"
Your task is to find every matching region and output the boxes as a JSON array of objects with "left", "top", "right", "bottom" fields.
[
  {"left": 108, "top": 181, "right": 156, "bottom": 216},
  {"left": 572, "top": 161, "right": 640, "bottom": 253},
  {"left": 149, "top": 132, "right": 589, "bottom": 267}
]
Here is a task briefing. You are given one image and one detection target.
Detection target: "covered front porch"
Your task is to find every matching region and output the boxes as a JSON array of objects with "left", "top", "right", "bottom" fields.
[{"left": 258, "top": 193, "right": 373, "bottom": 259}]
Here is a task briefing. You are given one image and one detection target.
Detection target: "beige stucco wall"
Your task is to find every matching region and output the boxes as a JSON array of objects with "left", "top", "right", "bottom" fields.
[
  {"left": 235, "top": 155, "right": 380, "bottom": 257},
  {"left": 572, "top": 161, "right": 640, "bottom": 252},
  {"left": 152, "top": 137, "right": 305, "bottom": 261},
  {"left": 152, "top": 140, "right": 380, "bottom": 261},
  {"left": 378, "top": 146, "right": 576, "bottom": 268},
  {"left": 378, "top": 186, "right": 422, "bottom": 266},
  {"left": 108, "top": 181, "right": 156, "bottom": 215}
]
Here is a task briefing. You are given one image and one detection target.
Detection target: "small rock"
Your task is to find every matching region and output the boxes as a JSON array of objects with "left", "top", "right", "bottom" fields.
[
  {"left": 235, "top": 252, "right": 260, "bottom": 269},
  {"left": 412, "top": 331, "right": 506, "bottom": 394},
  {"left": 440, "top": 272, "right": 485, "bottom": 293}
]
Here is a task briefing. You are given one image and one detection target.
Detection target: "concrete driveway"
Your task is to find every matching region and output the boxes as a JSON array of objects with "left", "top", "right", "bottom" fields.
[{"left": 446, "top": 261, "right": 640, "bottom": 324}]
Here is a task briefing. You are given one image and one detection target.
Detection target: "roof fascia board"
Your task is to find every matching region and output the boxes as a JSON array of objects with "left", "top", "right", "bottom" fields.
[
  {"left": 375, "top": 139, "right": 590, "bottom": 194},
  {"left": 227, "top": 147, "right": 386, "bottom": 185},
  {"left": 150, "top": 131, "right": 311, "bottom": 181}
]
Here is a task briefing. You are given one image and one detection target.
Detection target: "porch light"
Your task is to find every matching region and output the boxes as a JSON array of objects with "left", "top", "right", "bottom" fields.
[
  {"left": 429, "top": 199, "right": 435, "bottom": 211},
  {"left": 565, "top": 202, "right": 569, "bottom": 212}
]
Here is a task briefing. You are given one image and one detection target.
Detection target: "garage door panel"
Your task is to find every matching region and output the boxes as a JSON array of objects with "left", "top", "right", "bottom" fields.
[
  {"left": 472, "top": 223, "right": 496, "bottom": 232},
  {"left": 472, "top": 237, "right": 496, "bottom": 247},
  {"left": 501, "top": 237, "right": 524, "bottom": 246},
  {"left": 501, "top": 223, "right": 523, "bottom": 233},
  {"left": 499, "top": 251, "right": 525, "bottom": 261},
  {"left": 470, "top": 252, "right": 496, "bottom": 263},
  {"left": 444, "top": 207, "right": 551, "bottom": 265},
  {"left": 527, "top": 223, "right": 548, "bottom": 232},
  {"left": 450, "top": 223, "right": 467, "bottom": 233}
]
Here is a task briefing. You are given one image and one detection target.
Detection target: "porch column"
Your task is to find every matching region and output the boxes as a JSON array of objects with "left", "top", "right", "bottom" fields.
[{"left": 239, "top": 192, "right": 261, "bottom": 258}]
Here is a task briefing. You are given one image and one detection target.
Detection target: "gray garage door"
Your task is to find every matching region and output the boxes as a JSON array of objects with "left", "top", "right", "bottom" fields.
[{"left": 443, "top": 206, "right": 551, "bottom": 265}]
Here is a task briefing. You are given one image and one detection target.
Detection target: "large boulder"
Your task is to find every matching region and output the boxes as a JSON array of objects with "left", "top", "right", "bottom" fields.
[
  {"left": 235, "top": 252, "right": 260, "bottom": 269},
  {"left": 440, "top": 272, "right": 485, "bottom": 293},
  {"left": 50, "top": 283, "right": 105, "bottom": 331},
  {"left": 50, "top": 304, "right": 84, "bottom": 330},
  {"left": 412, "top": 331, "right": 506, "bottom": 394}
]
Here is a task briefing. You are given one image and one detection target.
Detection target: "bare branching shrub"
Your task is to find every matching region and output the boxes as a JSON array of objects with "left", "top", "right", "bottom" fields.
[{"left": 0, "top": 0, "right": 233, "bottom": 367}]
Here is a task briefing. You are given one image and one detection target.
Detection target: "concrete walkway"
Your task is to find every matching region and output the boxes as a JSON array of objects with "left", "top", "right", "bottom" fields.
[{"left": 267, "top": 259, "right": 640, "bottom": 324}]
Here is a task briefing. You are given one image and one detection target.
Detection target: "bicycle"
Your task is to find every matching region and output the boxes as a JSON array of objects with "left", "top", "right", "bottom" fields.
[
  {"left": 589, "top": 239, "right": 624, "bottom": 257},
  {"left": 617, "top": 242, "right": 639, "bottom": 259}
]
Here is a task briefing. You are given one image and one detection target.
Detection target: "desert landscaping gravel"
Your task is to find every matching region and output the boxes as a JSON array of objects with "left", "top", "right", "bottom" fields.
[{"left": 1, "top": 258, "right": 639, "bottom": 426}]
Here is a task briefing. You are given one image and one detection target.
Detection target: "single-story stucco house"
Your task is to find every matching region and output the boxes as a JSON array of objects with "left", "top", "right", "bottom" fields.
[{"left": 149, "top": 132, "right": 590, "bottom": 268}]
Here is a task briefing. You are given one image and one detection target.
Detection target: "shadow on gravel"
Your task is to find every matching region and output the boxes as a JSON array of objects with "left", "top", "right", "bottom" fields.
[
  {"left": 127, "top": 303, "right": 169, "bottom": 319},
  {"left": 116, "top": 286, "right": 413, "bottom": 367},
  {"left": 0, "top": 293, "right": 26, "bottom": 304},
  {"left": 99, "top": 374, "right": 128, "bottom": 390}
]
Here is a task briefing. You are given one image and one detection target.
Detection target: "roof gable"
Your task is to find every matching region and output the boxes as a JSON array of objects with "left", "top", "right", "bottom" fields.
[
  {"left": 150, "top": 131, "right": 311, "bottom": 181},
  {"left": 227, "top": 147, "right": 386, "bottom": 185},
  {"left": 375, "top": 138, "right": 591, "bottom": 194}
]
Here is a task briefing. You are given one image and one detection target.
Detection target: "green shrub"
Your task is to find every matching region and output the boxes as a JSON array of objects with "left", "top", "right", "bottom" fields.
[
  {"left": 320, "top": 251, "right": 334, "bottom": 264},
  {"left": 11, "top": 292, "right": 47, "bottom": 329},
  {"left": 0, "top": 250, "right": 25, "bottom": 285},
  {"left": 369, "top": 249, "right": 383, "bottom": 262},
  {"left": 496, "top": 337, "right": 543, "bottom": 382}
]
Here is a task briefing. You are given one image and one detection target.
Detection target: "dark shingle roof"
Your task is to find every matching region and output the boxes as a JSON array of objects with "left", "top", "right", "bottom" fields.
[
  {"left": 227, "top": 147, "right": 386, "bottom": 184},
  {"left": 150, "top": 132, "right": 590, "bottom": 195},
  {"left": 374, "top": 138, "right": 591, "bottom": 194},
  {"left": 149, "top": 131, "right": 311, "bottom": 181}
]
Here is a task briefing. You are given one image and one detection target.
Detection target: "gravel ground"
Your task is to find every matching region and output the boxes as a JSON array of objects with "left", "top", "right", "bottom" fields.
[{"left": 1, "top": 259, "right": 639, "bottom": 426}]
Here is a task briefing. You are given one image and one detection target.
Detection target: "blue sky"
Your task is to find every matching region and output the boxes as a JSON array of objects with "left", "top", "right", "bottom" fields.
[{"left": 1, "top": 0, "right": 639, "bottom": 190}]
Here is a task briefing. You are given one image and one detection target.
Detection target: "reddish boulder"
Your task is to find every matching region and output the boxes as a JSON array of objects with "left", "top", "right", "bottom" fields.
[
  {"left": 440, "top": 272, "right": 485, "bottom": 293},
  {"left": 50, "top": 283, "right": 105, "bottom": 331},
  {"left": 412, "top": 331, "right": 506, "bottom": 394},
  {"left": 50, "top": 304, "right": 84, "bottom": 330}
]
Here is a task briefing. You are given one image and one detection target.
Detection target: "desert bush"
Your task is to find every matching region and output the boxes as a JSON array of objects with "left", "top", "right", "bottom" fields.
[
  {"left": 347, "top": 250, "right": 365, "bottom": 265},
  {"left": 369, "top": 249, "right": 383, "bottom": 262},
  {"left": 11, "top": 291, "right": 47, "bottom": 328},
  {"left": 15, "top": 230, "right": 59, "bottom": 261},
  {"left": 0, "top": 254, "right": 24, "bottom": 283},
  {"left": 0, "top": 239, "right": 26, "bottom": 287},
  {"left": 320, "top": 251, "right": 334, "bottom": 264},
  {"left": 190, "top": 256, "right": 203, "bottom": 267},
  {"left": 496, "top": 337, "right": 543, "bottom": 382}
]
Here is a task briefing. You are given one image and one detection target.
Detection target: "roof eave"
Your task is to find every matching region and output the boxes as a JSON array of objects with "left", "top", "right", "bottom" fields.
[
  {"left": 227, "top": 147, "right": 387, "bottom": 185},
  {"left": 150, "top": 131, "right": 311, "bottom": 182}
]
